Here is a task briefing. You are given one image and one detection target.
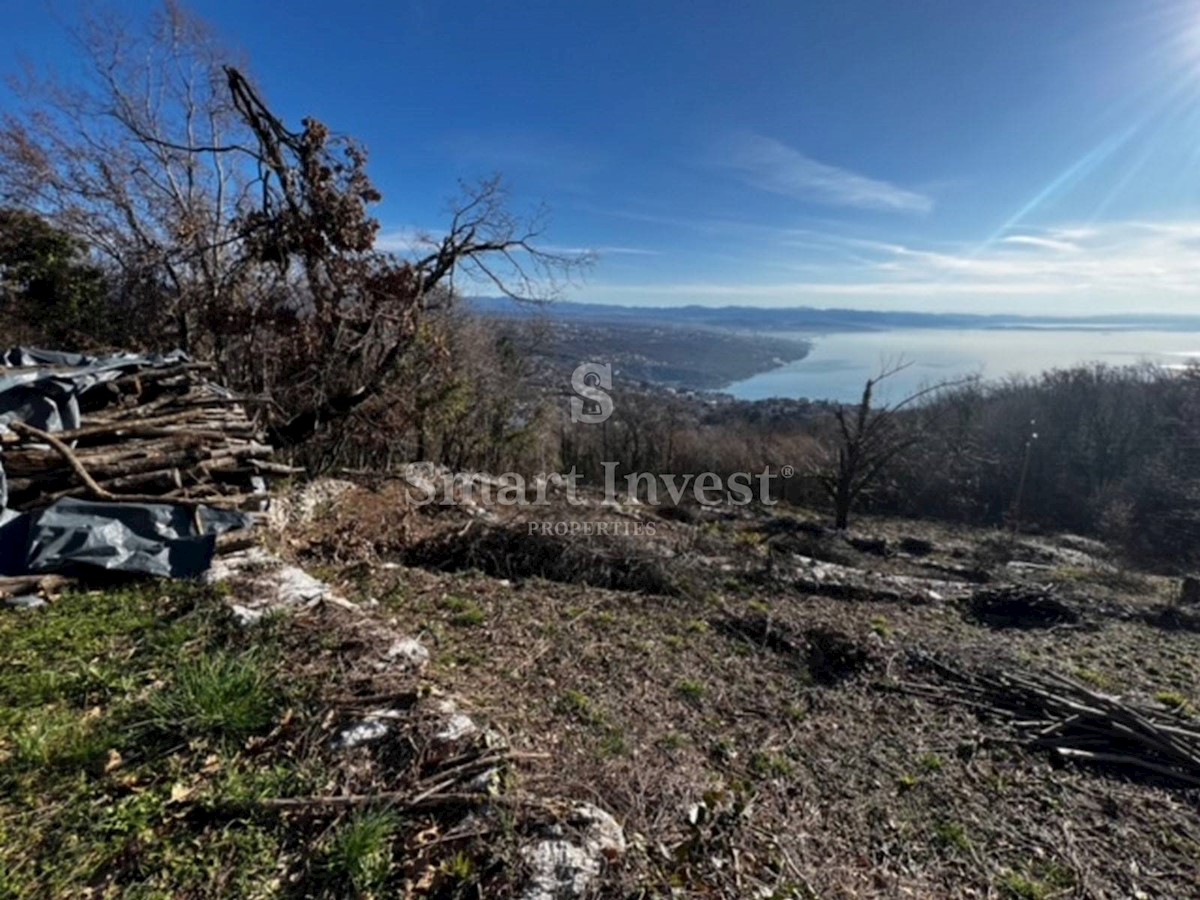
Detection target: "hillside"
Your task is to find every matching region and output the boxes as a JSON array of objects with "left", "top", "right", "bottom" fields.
[
  {"left": 469, "top": 296, "right": 1200, "bottom": 334},
  {"left": 5, "top": 474, "right": 1198, "bottom": 898}
]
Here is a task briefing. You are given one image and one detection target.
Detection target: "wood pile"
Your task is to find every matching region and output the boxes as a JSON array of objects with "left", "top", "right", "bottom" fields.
[
  {"left": 903, "top": 654, "right": 1200, "bottom": 788},
  {"left": 0, "top": 360, "right": 294, "bottom": 512}
]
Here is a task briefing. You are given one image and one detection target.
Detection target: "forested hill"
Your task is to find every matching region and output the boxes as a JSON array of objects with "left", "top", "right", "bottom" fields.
[{"left": 469, "top": 296, "right": 1200, "bottom": 333}]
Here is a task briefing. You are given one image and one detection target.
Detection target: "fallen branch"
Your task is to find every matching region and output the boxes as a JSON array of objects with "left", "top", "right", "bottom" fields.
[
  {"left": 257, "top": 750, "right": 550, "bottom": 811},
  {"left": 0, "top": 573, "right": 73, "bottom": 599},
  {"left": 900, "top": 653, "right": 1200, "bottom": 788},
  {"left": 8, "top": 421, "right": 220, "bottom": 509}
]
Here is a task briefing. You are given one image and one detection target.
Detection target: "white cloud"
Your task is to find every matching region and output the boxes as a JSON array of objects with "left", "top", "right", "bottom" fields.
[
  {"left": 716, "top": 132, "right": 933, "bottom": 214},
  {"left": 374, "top": 227, "right": 440, "bottom": 254},
  {"left": 578, "top": 220, "right": 1200, "bottom": 315},
  {"left": 376, "top": 227, "right": 657, "bottom": 260},
  {"left": 541, "top": 244, "right": 660, "bottom": 257},
  {"left": 999, "top": 234, "right": 1080, "bottom": 252}
]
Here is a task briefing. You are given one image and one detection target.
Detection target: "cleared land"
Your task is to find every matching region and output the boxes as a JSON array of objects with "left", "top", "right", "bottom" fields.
[{"left": 3, "top": 479, "right": 1199, "bottom": 898}]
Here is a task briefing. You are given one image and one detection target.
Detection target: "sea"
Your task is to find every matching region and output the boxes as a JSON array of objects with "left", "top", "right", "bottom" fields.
[{"left": 725, "top": 328, "right": 1200, "bottom": 404}]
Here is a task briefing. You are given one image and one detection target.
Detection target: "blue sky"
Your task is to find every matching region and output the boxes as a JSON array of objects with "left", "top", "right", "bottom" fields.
[{"left": 6, "top": 0, "right": 1200, "bottom": 314}]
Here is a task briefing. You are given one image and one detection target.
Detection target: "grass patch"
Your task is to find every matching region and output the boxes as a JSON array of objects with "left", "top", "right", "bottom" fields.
[
  {"left": 325, "top": 809, "right": 398, "bottom": 894},
  {"left": 998, "top": 863, "right": 1076, "bottom": 899},
  {"left": 749, "top": 751, "right": 795, "bottom": 779},
  {"left": 869, "top": 616, "right": 893, "bottom": 638},
  {"left": 556, "top": 689, "right": 602, "bottom": 725},
  {"left": 8, "top": 705, "right": 110, "bottom": 770},
  {"left": 0, "top": 581, "right": 314, "bottom": 898},
  {"left": 933, "top": 820, "right": 972, "bottom": 853},
  {"left": 916, "top": 752, "right": 945, "bottom": 774},
  {"left": 149, "top": 649, "right": 279, "bottom": 741},
  {"left": 442, "top": 595, "right": 487, "bottom": 627},
  {"left": 676, "top": 679, "right": 706, "bottom": 703},
  {"left": 1154, "top": 690, "right": 1190, "bottom": 712}
]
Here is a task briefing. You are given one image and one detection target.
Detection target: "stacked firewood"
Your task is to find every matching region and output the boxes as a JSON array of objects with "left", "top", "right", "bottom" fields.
[{"left": 0, "top": 361, "right": 293, "bottom": 512}]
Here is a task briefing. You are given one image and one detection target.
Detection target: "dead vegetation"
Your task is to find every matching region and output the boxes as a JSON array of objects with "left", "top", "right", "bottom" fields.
[
  {"left": 901, "top": 653, "right": 1200, "bottom": 788},
  {"left": 403, "top": 522, "right": 683, "bottom": 596},
  {"left": 0, "top": 358, "right": 280, "bottom": 511},
  {"left": 964, "top": 584, "right": 1082, "bottom": 629},
  {"left": 276, "top": 480, "right": 1200, "bottom": 898}
]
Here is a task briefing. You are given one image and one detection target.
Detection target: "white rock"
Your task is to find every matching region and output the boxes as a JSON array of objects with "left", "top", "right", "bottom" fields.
[
  {"left": 520, "top": 804, "right": 625, "bottom": 900},
  {"left": 3, "top": 594, "right": 47, "bottom": 610},
  {"left": 229, "top": 604, "right": 264, "bottom": 626},
  {"left": 332, "top": 708, "right": 405, "bottom": 750},
  {"left": 265, "top": 478, "right": 356, "bottom": 531},
  {"left": 436, "top": 713, "right": 478, "bottom": 743},
  {"left": 385, "top": 637, "right": 430, "bottom": 669},
  {"left": 466, "top": 766, "right": 501, "bottom": 793},
  {"left": 334, "top": 719, "right": 390, "bottom": 750},
  {"left": 205, "top": 547, "right": 354, "bottom": 621}
]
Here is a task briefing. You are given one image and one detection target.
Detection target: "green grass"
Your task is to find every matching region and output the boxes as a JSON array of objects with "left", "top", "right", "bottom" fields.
[
  {"left": 933, "top": 820, "right": 972, "bottom": 853},
  {"left": 0, "top": 581, "right": 315, "bottom": 898},
  {"left": 676, "top": 679, "right": 707, "bottom": 703},
  {"left": 917, "top": 752, "right": 945, "bottom": 774},
  {"left": 556, "top": 689, "right": 602, "bottom": 725},
  {"left": 325, "top": 809, "right": 398, "bottom": 894},
  {"left": 442, "top": 595, "right": 487, "bottom": 627},
  {"left": 148, "top": 649, "right": 279, "bottom": 741},
  {"left": 8, "top": 705, "right": 110, "bottom": 770},
  {"left": 869, "top": 616, "right": 894, "bottom": 638},
  {"left": 1154, "top": 690, "right": 1190, "bottom": 712},
  {"left": 998, "top": 863, "right": 1076, "bottom": 899},
  {"left": 749, "top": 751, "right": 795, "bottom": 779}
]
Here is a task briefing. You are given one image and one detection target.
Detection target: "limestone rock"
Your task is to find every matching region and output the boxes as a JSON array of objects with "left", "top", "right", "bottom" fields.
[{"left": 520, "top": 804, "right": 625, "bottom": 900}]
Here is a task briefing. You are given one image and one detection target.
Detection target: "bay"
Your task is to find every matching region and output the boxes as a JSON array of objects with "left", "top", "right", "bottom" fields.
[{"left": 726, "top": 328, "right": 1200, "bottom": 403}]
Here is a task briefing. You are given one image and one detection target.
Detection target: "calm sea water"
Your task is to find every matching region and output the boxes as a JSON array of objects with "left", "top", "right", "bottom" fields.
[{"left": 726, "top": 328, "right": 1200, "bottom": 404}]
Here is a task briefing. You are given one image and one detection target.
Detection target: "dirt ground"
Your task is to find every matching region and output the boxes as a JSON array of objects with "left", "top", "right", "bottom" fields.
[{"left": 281, "top": 477, "right": 1200, "bottom": 899}]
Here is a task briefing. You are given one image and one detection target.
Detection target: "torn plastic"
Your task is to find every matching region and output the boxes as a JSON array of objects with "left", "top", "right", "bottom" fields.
[
  {"left": 21, "top": 498, "right": 249, "bottom": 579},
  {"left": 0, "top": 347, "right": 252, "bottom": 579},
  {"left": 0, "top": 347, "right": 189, "bottom": 434}
]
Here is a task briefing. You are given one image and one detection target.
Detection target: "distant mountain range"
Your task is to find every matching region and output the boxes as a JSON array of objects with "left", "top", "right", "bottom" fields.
[{"left": 468, "top": 297, "right": 1200, "bottom": 333}]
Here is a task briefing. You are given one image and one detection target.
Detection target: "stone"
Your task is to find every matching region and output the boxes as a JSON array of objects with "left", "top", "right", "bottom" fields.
[
  {"left": 899, "top": 536, "right": 934, "bottom": 557},
  {"left": 205, "top": 547, "right": 349, "bottom": 619},
  {"left": 2, "top": 594, "right": 47, "bottom": 610},
  {"left": 436, "top": 713, "right": 478, "bottom": 743},
  {"left": 332, "top": 708, "right": 405, "bottom": 750},
  {"left": 520, "top": 804, "right": 625, "bottom": 900},
  {"left": 385, "top": 637, "right": 430, "bottom": 670}
]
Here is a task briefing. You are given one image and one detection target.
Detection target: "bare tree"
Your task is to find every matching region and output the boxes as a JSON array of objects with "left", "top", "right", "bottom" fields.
[
  {"left": 0, "top": 1, "right": 257, "bottom": 354},
  {"left": 219, "top": 69, "right": 585, "bottom": 447},
  {"left": 813, "top": 360, "right": 964, "bottom": 529},
  {"left": 0, "top": 1, "right": 587, "bottom": 453}
]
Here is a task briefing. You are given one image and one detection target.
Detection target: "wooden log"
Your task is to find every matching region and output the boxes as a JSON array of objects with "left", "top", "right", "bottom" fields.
[
  {"left": 4, "top": 421, "right": 234, "bottom": 510},
  {"left": 2, "top": 365, "right": 274, "bottom": 513},
  {"left": 0, "top": 574, "right": 73, "bottom": 599},
  {"left": 5, "top": 448, "right": 213, "bottom": 491},
  {"left": 12, "top": 468, "right": 185, "bottom": 509},
  {"left": 2, "top": 410, "right": 257, "bottom": 446}
]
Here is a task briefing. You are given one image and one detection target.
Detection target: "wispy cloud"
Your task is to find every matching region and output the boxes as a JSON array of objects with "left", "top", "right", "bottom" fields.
[
  {"left": 375, "top": 228, "right": 658, "bottom": 260},
  {"left": 579, "top": 220, "right": 1200, "bottom": 314},
  {"left": 541, "top": 244, "right": 660, "bottom": 257},
  {"left": 374, "top": 227, "right": 440, "bottom": 254},
  {"left": 714, "top": 132, "right": 934, "bottom": 214},
  {"left": 999, "top": 234, "right": 1080, "bottom": 252}
]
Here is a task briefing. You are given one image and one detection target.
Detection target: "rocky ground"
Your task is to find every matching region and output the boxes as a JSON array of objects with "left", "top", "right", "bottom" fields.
[{"left": 3, "top": 472, "right": 1200, "bottom": 898}]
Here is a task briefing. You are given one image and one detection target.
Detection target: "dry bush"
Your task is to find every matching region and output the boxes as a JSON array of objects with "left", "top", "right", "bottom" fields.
[{"left": 404, "top": 522, "right": 683, "bottom": 596}]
